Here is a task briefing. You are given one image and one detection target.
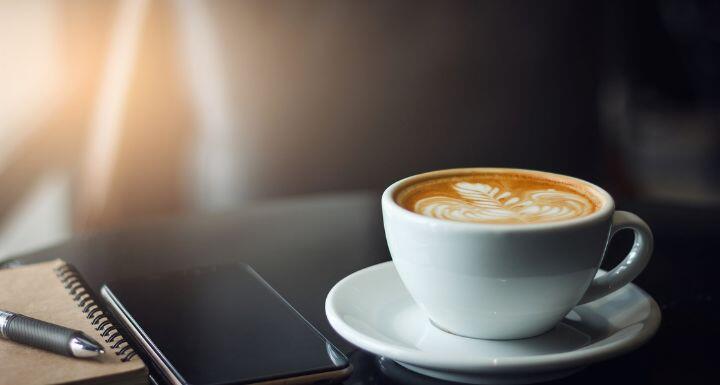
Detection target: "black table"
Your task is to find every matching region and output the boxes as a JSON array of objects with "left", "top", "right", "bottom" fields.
[{"left": 7, "top": 192, "right": 719, "bottom": 384}]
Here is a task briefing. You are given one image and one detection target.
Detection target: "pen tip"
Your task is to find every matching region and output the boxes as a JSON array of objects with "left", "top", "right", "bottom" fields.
[{"left": 70, "top": 334, "right": 104, "bottom": 358}]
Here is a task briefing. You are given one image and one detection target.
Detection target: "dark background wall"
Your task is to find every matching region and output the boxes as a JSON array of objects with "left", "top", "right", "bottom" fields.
[{"left": 1, "top": 0, "right": 717, "bottom": 230}]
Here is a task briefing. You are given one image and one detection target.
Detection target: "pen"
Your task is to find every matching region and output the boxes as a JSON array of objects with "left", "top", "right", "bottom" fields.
[{"left": 0, "top": 310, "right": 104, "bottom": 358}]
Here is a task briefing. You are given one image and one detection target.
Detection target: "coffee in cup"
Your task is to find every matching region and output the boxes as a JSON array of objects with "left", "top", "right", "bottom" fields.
[
  {"left": 382, "top": 168, "right": 652, "bottom": 340},
  {"left": 395, "top": 170, "right": 602, "bottom": 224}
]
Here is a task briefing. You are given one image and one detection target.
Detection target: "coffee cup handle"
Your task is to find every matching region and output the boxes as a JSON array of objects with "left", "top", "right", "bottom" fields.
[{"left": 578, "top": 211, "right": 653, "bottom": 305}]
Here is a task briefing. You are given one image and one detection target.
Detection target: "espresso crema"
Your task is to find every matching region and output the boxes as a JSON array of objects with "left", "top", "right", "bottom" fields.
[{"left": 396, "top": 171, "right": 602, "bottom": 224}]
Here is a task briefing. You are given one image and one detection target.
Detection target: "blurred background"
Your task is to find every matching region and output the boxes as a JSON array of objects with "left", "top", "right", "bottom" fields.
[{"left": 0, "top": 0, "right": 718, "bottom": 260}]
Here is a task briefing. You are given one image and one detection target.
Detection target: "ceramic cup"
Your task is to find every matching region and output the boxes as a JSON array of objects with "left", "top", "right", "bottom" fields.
[{"left": 381, "top": 168, "right": 653, "bottom": 340}]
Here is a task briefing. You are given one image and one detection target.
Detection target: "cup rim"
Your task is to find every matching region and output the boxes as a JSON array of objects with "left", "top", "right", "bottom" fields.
[{"left": 382, "top": 167, "right": 615, "bottom": 231}]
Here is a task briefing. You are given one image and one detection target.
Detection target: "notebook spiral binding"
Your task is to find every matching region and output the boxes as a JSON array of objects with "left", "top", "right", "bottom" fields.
[{"left": 53, "top": 264, "right": 137, "bottom": 362}]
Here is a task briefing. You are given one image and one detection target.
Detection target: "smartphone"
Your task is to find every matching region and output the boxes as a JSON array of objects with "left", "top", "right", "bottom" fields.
[{"left": 101, "top": 263, "right": 351, "bottom": 385}]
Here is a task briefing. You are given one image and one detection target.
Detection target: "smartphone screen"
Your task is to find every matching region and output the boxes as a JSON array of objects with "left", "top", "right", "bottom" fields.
[{"left": 102, "top": 263, "right": 350, "bottom": 385}]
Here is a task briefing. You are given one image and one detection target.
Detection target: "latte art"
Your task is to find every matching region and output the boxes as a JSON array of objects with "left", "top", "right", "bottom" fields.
[
  {"left": 415, "top": 182, "right": 594, "bottom": 224},
  {"left": 395, "top": 171, "right": 602, "bottom": 225}
]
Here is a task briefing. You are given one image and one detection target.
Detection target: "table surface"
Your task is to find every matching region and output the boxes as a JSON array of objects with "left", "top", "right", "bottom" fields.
[{"left": 7, "top": 191, "right": 719, "bottom": 385}]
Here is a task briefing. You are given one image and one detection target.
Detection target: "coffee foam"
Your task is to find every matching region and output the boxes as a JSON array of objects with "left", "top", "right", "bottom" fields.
[{"left": 395, "top": 171, "right": 603, "bottom": 224}]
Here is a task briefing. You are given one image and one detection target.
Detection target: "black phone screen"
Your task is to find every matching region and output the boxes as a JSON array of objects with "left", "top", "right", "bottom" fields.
[{"left": 102, "top": 263, "right": 349, "bottom": 385}]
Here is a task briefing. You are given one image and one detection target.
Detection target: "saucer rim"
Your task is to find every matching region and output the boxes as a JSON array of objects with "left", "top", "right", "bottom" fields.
[{"left": 325, "top": 261, "right": 662, "bottom": 373}]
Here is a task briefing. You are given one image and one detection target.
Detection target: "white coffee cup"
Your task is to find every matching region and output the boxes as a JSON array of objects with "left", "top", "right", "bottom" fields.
[{"left": 382, "top": 168, "right": 653, "bottom": 340}]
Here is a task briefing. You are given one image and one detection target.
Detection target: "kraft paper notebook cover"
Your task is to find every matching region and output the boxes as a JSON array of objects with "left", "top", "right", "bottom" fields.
[{"left": 0, "top": 260, "right": 147, "bottom": 385}]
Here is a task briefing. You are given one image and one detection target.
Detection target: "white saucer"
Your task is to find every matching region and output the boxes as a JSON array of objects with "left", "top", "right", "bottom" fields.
[{"left": 326, "top": 262, "right": 661, "bottom": 385}]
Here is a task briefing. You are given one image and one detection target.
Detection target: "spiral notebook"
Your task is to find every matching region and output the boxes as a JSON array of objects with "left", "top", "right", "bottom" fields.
[{"left": 0, "top": 260, "right": 147, "bottom": 385}]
